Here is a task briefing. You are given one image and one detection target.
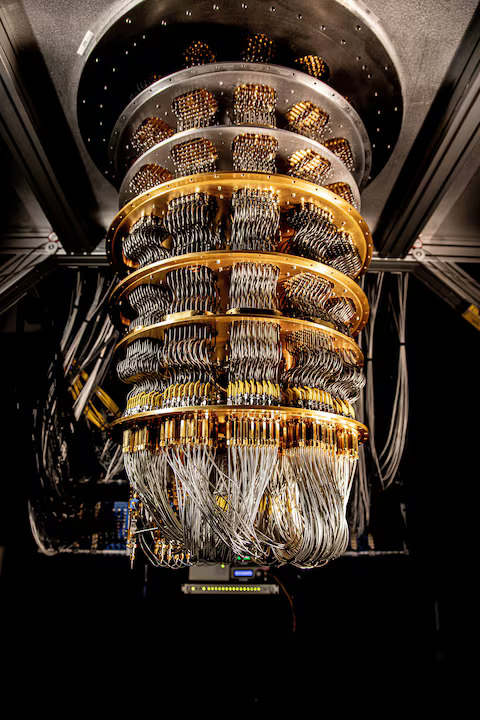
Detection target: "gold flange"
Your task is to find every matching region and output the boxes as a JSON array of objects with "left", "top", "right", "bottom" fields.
[
  {"left": 225, "top": 307, "right": 283, "bottom": 316},
  {"left": 107, "top": 172, "right": 373, "bottom": 274},
  {"left": 110, "top": 249, "right": 369, "bottom": 334},
  {"left": 162, "top": 309, "right": 215, "bottom": 323},
  {"left": 109, "top": 404, "right": 369, "bottom": 444},
  {"left": 115, "top": 313, "right": 364, "bottom": 365}
]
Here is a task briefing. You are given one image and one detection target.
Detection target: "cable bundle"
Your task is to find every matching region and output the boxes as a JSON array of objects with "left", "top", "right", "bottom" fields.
[
  {"left": 323, "top": 296, "right": 356, "bottom": 330},
  {"left": 285, "top": 101, "right": 330, "bottom": 142},
  {"left": 130, "top": 118, "right": 174, "bottom": 156},
  {"left": 227, "top": 320, "right": 282, "bottom": 405},
  {"left": 233, "top": 84, "right": 277, "bottom": 127},
  {"left": 288, "top": 205, "right": 364, "bottom": 278},
  {"left": 330, "top": 347, "right": 366, "bottom": 404},
  {"left": 121, "top": 415, "right": 359, "bottom": 567},
  {"left": 323, "top": 230, "right": 362, "bottom": 278},
  {"left": 119, "top": 335, "right": 164, "bottom": 418},
  {"left": 125, "top": 462, "right": 228, "bottom": 567},
  {"left": 117, "top": 338, "right": 162, "bottom": 385},
  {"left": 272, "top": 440, "right": 354, "bottom": 566},
  {"left": 287, "top": 148, "right": 332, "bottom": 185},
  {"left": 122, "top": 215, "right": 170, "bottom": 269},
  {"left": 165, "top": 266, "right": 219, "bottom": 315},
  {"left": 128, "top": 284, "right": 170, "bottom": 328},
  {"left": 229, "top": 262, "right": 279, "bottom": 312},
  {"left": 171, "top": 137, "right": 218, "bottom": 177},
  {"left": 282, "top": 272, "right": 334, "bottom": 320},
  {"left": 284, "top": 329, "right": 348, "bottom": 414},
  {"left": 127, "top": 164, "right": 173, "bottom": 199},
  {"left": 229, "top": 188, "right": 279, "bottom": 251},
  {"left": 172, "top": 88, "right": 218, "bottom": 132},
  {"left": 30, "top": 271, "right": 126, "bottom": 556},
  {"left": 164, "top": 192, "right": 220, "bottom": 255},
  {"left": 232, "top": 133, "right": 278, "bottom": 173},
  {"left": 287, "top": 201, "right": 338, "bottom": 260}
]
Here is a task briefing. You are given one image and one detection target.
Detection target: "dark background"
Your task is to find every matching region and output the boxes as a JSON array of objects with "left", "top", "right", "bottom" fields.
[{"left": 0, "top": 271, "right": 478, "bottom": 710}]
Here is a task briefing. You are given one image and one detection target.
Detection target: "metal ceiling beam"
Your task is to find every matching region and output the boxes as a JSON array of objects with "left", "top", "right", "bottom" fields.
[
  {"left": 53, "top": 249, "right": 420, "bottom": 272},
  {"left": 375, "top": 9, "right": 480, "bottom": 259},
  {"left": 0, "top": 8, "right": 103, "bottom": 253},
  {"left": 419, "top": 239, "right": 480, "bottom": 263}
]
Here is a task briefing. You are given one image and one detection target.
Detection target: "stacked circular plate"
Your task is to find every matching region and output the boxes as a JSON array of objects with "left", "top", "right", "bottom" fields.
[{"left": 76, "top": 0, "right": 403, "bottom": 566}]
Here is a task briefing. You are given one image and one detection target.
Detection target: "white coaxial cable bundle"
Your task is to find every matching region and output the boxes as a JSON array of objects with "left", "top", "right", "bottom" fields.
[
  {"left": 363, "top": 272, "right": 409, "bottom": 489},
  {"left": 379, "top": 273, "right": 409, "bottom": 487}
]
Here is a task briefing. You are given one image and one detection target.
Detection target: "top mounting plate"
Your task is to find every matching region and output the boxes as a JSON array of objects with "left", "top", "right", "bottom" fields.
[{"left": 77, "top": 0, "right": 403, "bottom": 186}]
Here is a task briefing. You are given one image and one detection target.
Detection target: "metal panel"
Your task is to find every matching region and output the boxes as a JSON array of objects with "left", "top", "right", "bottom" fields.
[
  {"left": 374, "top": 10, "right": 480, "bottom": 258},
  {"left": 0, "top": 8, "right": 104, "bottom": 252}
]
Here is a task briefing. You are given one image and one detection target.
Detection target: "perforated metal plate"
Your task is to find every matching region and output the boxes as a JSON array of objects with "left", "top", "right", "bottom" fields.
[
  {"left": 119, "top": 124, "right": 361, "bottom": 207},
  {"left": 77, "top": 0, "right": 403, "bottom": 184},
  {"left": 109, "top": 62, "right": 370, "bottom": 187}
]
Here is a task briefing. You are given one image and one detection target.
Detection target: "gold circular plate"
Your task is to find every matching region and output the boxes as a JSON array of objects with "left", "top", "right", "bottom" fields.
[
  {"left": 109, "top": 404, "right": 369, "bottom": 444},
  {"left": 110, "top": 249, "right": 369, "bottom": 334},
  {"left": 107, "top": 172, "right": 373, "bottom": 275},
  {"left": 115, "top": 313, "right": 364, "bottom": 365}
]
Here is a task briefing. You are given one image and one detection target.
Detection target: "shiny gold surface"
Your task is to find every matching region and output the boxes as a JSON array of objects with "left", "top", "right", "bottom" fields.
[
  {"left": 110, "top": 249, "right": 369, "bottom": 334},
  {"left": 109, "top": 404, "right": 369, "bottom": 443},
  {"left": 115, "top": 313, "right": 364, "bottom": 364},
  {"left": 107, "top": 172, "right": 373, "bottom": 274}
]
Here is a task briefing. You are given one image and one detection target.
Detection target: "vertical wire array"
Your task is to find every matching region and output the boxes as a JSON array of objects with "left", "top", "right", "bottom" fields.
[
  {"left": 287, "top": 148, "right": 332, "bottom": 185},
  {"left": 287, "top": 201, "right": 342, "bottom": 264},
  {"left": 285, "top": 101, "right": 330, "bottom": 142},
  {"left": 165, "top": 266, "right": 219, "bottom": 314},
  {"left": 233, "top": 84, "right": 277, "bottom": 126},
  {"left": 229, "top": 262, "right": 279, "bottom": 312},
  {"left": 172, "top": 88, "right": 218, "bottom": 132},
  {"left": 232, "top": 133, "right": 278, "bottom": 173},
  {"left": 122, "top": 215, "right": 170, "bottom": 268},
  {"left": 164, "top": 192, "right": 220, "bottom": 255},
  {"left": 227, "top": 320, "right": 282, "bottom": 406},
  {"left": 377, "top": 274, "right": 409, "bottom": 486},
  {"left": 171, "top": 137, "right": 218, "bottom": 176},
  {"left": 229, "top": 188, "right": 279, "bottom": 251},
  {"left": 363, "top": 273, "right": 409, "bottom": 488}
]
